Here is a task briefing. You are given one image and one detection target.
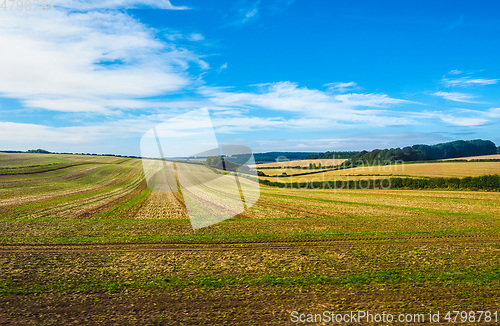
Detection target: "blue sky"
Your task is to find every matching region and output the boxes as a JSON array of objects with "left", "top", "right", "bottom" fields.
[{"left": 0, "top": 0, "right": 499, "bottom": 156}]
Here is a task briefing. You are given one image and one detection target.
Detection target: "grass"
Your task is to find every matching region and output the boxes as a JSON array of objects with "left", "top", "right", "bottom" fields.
[{"left": 3, "top": 266, "right": 499, "bottom": 294}]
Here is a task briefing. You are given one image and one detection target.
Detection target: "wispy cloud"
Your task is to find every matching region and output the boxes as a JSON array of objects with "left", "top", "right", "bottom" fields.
[
  {"left": 418, "top": 108, "right": 497, "bottom": 127},
  {"left": 454, "top": 107, "right": 500, "bottom": 119},
  {"left": 230, "top": 0, "right": 261, "bottom": 26},
  {"left": 226, "top": 0, "right": 294, "bottom": 26},
  {"left": 324, "top": 82, "right": 358, "bottom": 93},
  {"left": 442, "top": 77, "right": 499, "bottom": 87},
  {"left": 439, "top": 115, "right": 488, "bottom": 127},
  {"left": 487, "top": 108, "right": 500, "bottom": 118},
  {"left": 218, "top": 63, "right": 228, "bottom": 73},
  {"left": 432, "top": 91, "right": 478, "bottom": 103},
  {"left": 187, "top": 33, "right": 205, "bottom": 41}
]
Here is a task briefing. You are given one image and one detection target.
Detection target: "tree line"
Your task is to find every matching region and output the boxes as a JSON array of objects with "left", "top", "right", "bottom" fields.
[
  {"left": 306, "top": 140, "right": 497, "bottom": 163},
  {"left": 206, "top": 156, "right": 252, "bottom": 173},
  {"left": 346, "top": 139, "right": 496, "bottom": 164}
]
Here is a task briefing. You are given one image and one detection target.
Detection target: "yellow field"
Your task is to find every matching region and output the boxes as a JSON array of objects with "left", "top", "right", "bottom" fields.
[
  {"left": 261, "top": 168, "right": 311, "bottom": 176},
  {"left": 260, "top": 161, "right": 500, "bottom": 182},
  {"left": 443, "top": 154, "right": 500, "bottom": 161},
  {"left": 255, "top": 158, "right": 346, "bottom": 168}
]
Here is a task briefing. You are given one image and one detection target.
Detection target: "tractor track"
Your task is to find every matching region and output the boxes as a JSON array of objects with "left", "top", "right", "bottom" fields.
[{"left": 0, "top": 233, "right": 498, "bottom": 253}]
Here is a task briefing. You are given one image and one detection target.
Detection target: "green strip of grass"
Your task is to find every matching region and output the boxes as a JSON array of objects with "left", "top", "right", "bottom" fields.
[
  {"left": 0, "top": 227, "right": 494, "bottom": 244},
  {"left": 2, "top": 266, "right": 499, "bottom": 294}
]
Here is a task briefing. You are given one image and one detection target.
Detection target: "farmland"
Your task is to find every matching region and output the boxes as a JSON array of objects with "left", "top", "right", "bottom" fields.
[
  {"left": 1, "top": 153, "right": 500, "bottom": 324},
  {"left": 255, "top": 158, "right": 347, "bottom": 168},
  {"left": 442, "top": 154, "right": 500, "bottom": 161},
  {"left": 260, "top": 161, "right": 500, "bottom": 183}
]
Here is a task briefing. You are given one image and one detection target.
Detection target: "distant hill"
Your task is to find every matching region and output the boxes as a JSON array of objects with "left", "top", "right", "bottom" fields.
[
  {"left": 350, "top": 139, "right": 497, "bottom": 163},
  {"left": 243, "top": 152, "right": 317, "bottom": 164}
]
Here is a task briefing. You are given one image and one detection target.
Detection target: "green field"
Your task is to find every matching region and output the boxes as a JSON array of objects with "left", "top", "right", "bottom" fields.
[{"left": 1, "top": 153, "right": 499, "bottom": 324}]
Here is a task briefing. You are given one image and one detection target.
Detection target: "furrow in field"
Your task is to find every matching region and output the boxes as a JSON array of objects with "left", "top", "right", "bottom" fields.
[
  {"left": 0, "top": 164, "right": 139, "bottom": 212},
  {"left": 22, "top": 172, "right": 146, "bottom": 219},
  {"left": 0, "top": 165, "right": 105, "bottom": 197}
]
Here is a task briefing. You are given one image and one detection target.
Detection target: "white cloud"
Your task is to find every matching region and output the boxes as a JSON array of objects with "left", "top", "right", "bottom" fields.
[
  {"left": 244, "top": 8, "right": 259, "bottom": 20},
  {"left": 442, "top": 77, "right": 498, "bottom": 87},
  {"left": 226, "top": 0, "right": 262, "bottom": 26},
  {"left": 439, "top": 115, "right": 488, "bottom": 126},
  {"left": 432, "top": 91, "right": 478, "bottom": 103},
  {"left": 455, "top": 107, "right": 500, "bottom": 119},
  {"left": 487, "top": 108, "right": 500, "bottom": 118},
  {"left": 324, "top": 81, "right": 358, "bottom": 93},
  {"left": 418, "top": 107, "right": 500, "bottom": 127},
  {"left": 448, "top": 69, "right": 462, "bottom": 75},
  {"left": 199, "top": 82, "right": 413, "bottom": 127},
  {"left": 218, "top": 63, "right": 229, "bottom": 72},
  {"left": 227, "top": 0, "right": 296, "bottom": 26},
  {"left": 335, "top": 93, "right": 408, "bottom": 108},
  {"left": 0, "top": 114, "right": 285, "bottom": 152},
  {"left": 0, "top": 122, "right": 104, "bottom": 146},
  {"left": 212, "top": 116, "right": 285, "bottom": 133},
  {"left": 187, "top": 33, "right": 205, "bottom": 41},
  {"left": 0, "top": 9, "right": 205, "bottom": 114}
]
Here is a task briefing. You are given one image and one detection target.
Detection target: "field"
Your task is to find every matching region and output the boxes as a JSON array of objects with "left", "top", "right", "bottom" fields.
[
  {"left": 260, "top": 161, "right": 500, "bottom": 183},
  {"left": 1, "top": 153, "right": 500, "bottom": 324},
  {"left": 443, "top": 154, "right": 500, "bottom": 161},
  {"left": 255, "top": 158, "right": 346, "bottom": 168}
]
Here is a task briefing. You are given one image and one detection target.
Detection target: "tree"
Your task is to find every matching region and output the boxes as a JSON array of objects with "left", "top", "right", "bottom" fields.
[{"left": 27, "top": 149, "right": 50, "bottom": 154}]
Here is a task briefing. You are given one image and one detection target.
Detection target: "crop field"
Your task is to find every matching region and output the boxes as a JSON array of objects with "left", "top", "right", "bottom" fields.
[
  {"left": 1, "top": 153, "right": 500, "bottom": 324},
  {"left": 443, "top": 154, "right": 500, "bottom": 161},
  {"left": 260, "top": 161, "right": 500, "bottom": 183},
  {"left": 255, "top": 158, "right": 347, "bottom": 168}
]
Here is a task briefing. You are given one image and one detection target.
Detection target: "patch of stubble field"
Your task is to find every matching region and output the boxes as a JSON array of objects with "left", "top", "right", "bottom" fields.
[{"left": 1, "top": 241, "right": 500, "bottom": 325}]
